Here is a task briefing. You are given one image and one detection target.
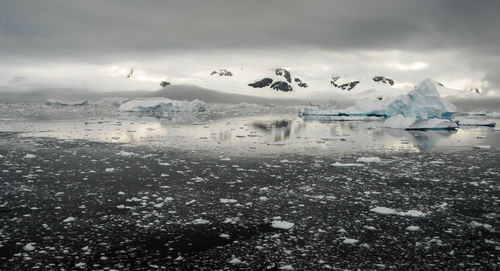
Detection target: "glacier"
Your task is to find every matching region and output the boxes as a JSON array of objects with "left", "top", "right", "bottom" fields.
[{"left": 301, "top": 79, "right": 457, "bottom": 119}]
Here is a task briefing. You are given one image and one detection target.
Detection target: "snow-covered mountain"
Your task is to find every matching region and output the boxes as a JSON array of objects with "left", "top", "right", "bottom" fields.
[{"left": 157, "top": 67, "right": 482, "bottom": 100}]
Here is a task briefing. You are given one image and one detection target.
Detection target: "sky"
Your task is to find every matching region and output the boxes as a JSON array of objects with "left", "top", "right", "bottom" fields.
[{"left": 1, "top": 0, "right": 500, "bottom": 97}]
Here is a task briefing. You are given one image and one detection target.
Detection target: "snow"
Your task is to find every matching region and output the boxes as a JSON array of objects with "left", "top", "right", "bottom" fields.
[
  {"left": 119, "top": 97, "right": 206, "bottom": 113},
  {"left": 356, "top": 157, "right": 381, "bottom": 163},
  {"left": 303, "top": 79, "right": 457, "bottom": 119},
  {"left": 383, "top": 114, "right": 457, "bottom": 130},
  {"left": 458, "top": 119, "right": 496, "bottom": 127},
  {"left": 370, "top": 207, "right": 397, "bottom": 215},
  {"left": 271, "top": 220, "right": 294, "bottom": 230},
  {"left": 331, "top": 162, "right": 364, "bottom": 167}
]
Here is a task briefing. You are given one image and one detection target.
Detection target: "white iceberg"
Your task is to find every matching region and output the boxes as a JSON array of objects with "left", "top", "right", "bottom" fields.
[
  {"left": 119, "top": 98, "right": 206, "bottom": 113},
  {"left": 302, "top": 79, "right": 457, "bottom": 119}
]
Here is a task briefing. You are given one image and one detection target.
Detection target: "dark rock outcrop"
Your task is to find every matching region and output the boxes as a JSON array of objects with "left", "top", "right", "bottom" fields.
[
  {"left": 330, "top": 76, "right": 359, "bottom": 91},
  {"left": 248, "top": 78, "right": 273, "bottom": 88},
  {"left": 270, "top": 81, "right": 293, "bottom": 92},
  {"left": 275, "top": 68, "right": 292, "bottom": 83},
  {"left": 210, "top": 69, "right": 233, "bottom": 76},
  {"left": 294, "top": 78, "right": 308, "bottom": 88},
  {"left": 372, "top": 76, "right": 395, "bottom": 86},
  {"left": 160, "top": 81, "right": 171, "bottom": 88}
]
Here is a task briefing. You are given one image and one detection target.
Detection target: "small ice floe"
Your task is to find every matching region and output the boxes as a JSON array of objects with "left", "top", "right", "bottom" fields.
[
  {"left": 23, "top": 243, "right": 35, "bottom": 252},
  {"left": 116, "top": 205, "right": 126, "bottom": 209},
  {"left": 116, "top": 151, "right": 136, "bottom": 157},
  {"left": 23, "top": 154, "right": 36, "bottom": 159},
  {"left": 472, "top": 145, "right": 491, "bottom": 149},
  {"left": 397, "top": 210, "right": 427, "bottom": 217},
  {"left": 267, "top": 141, "right": 285, "bottom": 146},
  {"left": 469, "top": 221, "right": 492, "bottom": 230},
  {"left": 458, "top": 119, "right": 496, "bottom": 127},
  {"left": 62, "top": 217, "right": 76, "bottom": 223},
  {"left": 476, "top": 135, "right": 487, "bottom": 139},
  {"left": 117, "top": 191, "right": 126, "bottom": 196},
  {"left": 219, "top": 233, "right": 230, "bottom": 239},
  {"left": 111, "top": 136, "right": 120, "bottom": 140},
  {"left": 493, "top": 127, "right": 500, "bottom": 131},
  {"left": 271, "top": 220, "right": 294, "bottom": 230},
  {"left": 104, "top": 168, "right": 115, "bottom": 173},
  {"left": 356, "top": 157, "right": 381, "bottom": 163},
  {"left": 220, "top": 198, "right": 237, "bottom": 204},
  {"left": 220, "top": 157, "right": 231, "bottom": 161},
  {"left": 342, "top": 238, "right": 359, "bottom": 244},
  {"left": 331, "top": 162, "right": 364, "bottom": 167},
  {"left": 159, "top": 162, "right": 170, "bottom": 166},
  {"left": 405, "top": 226, "right": 421, "bottom": 232},
  {"left": 191, "top": 218, "right": 210, "bottom": 225},
  {"left": 370, "top": 207, "right": 397, "bottom": 215},
  {"left": 279, "top": 265, "right": 294, "bottom": 270}
]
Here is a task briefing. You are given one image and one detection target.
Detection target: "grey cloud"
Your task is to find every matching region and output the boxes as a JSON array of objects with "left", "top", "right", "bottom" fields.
[{"left": 1, "top": 0, "right": 499, "bottom": 59}]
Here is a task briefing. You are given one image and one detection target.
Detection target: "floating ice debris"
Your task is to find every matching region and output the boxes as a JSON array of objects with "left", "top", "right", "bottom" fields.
[
  {"left": 229, "top": 257, "right": 243, "bottom": 265},
  {"left": 405, "top": 226, "right": 421, "bottom": 232},
  {"left": 458, "top": 119, "right": 496, "bottom": 127},
  {"left": 62, "top": 217, "right": 76, "bottom": 223},
  {"left": 397, "top": 210, "right": 426, "bottom": 217},
  {"left": 473, "top": 145, "right": 491, "bottom": 149},
  {"left": 191, "top": 218, "right": 210, "bottom": 225},
  {"left": 116, "top": 204, "right": 126, "bottom": 209},
  {"left": 356, "top": 157, "right": 381, "bottom": 163},
  {"left": 279, "top": 265, "right": 294, "bottom": 270},
  {"left": 23, "top": 154, "right": 36, "bottom": 159},
  {"left": 23, "top": 243, "right": 35, "bottom": 252},
  {"left": 117, "top": 191, "right": 126, "bottom": 196},
  {"left": 370, "top": 207, "right": 397, "bottom": 215},
  {"left": 331, "top": 162, "right": 364, "bottom": 167},
  {"left": 104, "top": 168, "right": 115, "bottom": 173},
  {"left": 267, "top": 141, "right": 285, "bottom": 146},
  {"left": 119, "top": 98, "right": 206, "bottom": 113},
  {"left": 342, "top": 238, "right": 359, "bottom": 244},
  {"left": 116, "top": 151, "right": 136, "bottom": 157},
  {"left": 220, "top": 198, "right": 238, "bottom": 204},
  {"left": 383, "top": 115, "right": 458, "bottom": 130},
  {"left": 469, "top": 221, "right": 492, "bottom": 230},
  {"left": 271, "top": 220, "right": 294, "bottom": 230},
  {"left": 219, "top": 233, "right": 230, "bottom": 239},
  {"left": 46, "top": 99, "right": 88, "bottom": 106}
]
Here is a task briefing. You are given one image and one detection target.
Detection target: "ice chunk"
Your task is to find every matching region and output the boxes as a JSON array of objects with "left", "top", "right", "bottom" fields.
[
  {"left": 356, "top": 157, "right": 381, "bottom": 163},
  {"left": 191, "top": 218, "right": 210, "bottom": 225},
  {"left": 331, "top": 162, "right": 364, "bottom": 167},
  {"left": 472, "top": 145, "right": 491, "bottom": 149},
  {"left": 23, "top": 154, "right": 36, "bottom": 159},
  {"left": 370, "top": 207, "right": 397, "bottom": 215},
  {"left": 405, "top": 226, "right": 421, "bottom": 232},
  {"left": 342, "top": 238, "right": 359, "bottom": 244},
  {"left": 23, "top": 243, "right": 35, "bottom": 252},
  {"left": 229, "top": 257, "right": 243, "bottom": 265},
  {"left": 119, "top": 97, "right": 206, "bottom": 113},
  {"left": 220, "top": 198, "right": 237, "bottom": 204},
  {"left": 271, "top": 220, "right": 294, "bottom": 230},
  {"left": 397, "top": 210, "right": 426, "bottom": 217},
  {"left": 63, "top": 217, "right": 76, "bottom": 223},
  {"left": 279, "top": 265, "right": 294, "bottom": 270}
]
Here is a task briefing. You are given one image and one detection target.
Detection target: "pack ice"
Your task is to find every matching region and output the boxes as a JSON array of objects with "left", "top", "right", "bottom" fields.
[
  {"left": 302, "top": 79, "right": 457, "bottom": 119},
  {"left": 119, "top": 98, "right": 206, "bottom": 113}
]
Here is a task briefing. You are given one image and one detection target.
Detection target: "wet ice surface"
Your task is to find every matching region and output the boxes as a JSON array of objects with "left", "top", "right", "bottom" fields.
[{"left": 0, "top": 103, "right": 499, "bottom": 270}]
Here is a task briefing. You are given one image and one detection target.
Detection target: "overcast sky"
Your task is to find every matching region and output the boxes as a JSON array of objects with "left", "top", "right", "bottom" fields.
[{"left": 1, "top": 0, "right": 499, "bottom": 96}]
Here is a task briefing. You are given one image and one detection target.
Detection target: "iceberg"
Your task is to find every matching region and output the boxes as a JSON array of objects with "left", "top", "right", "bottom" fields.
[
  {"left": 302, "top": 79, "right": 457, "bottom": 119},
  {"left": 119, "top": 98, "right": 206, "bottom": 114}
]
